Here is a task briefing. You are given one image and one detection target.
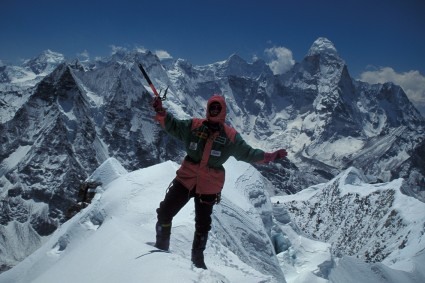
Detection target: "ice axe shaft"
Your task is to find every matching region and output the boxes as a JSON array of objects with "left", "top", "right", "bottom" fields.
[
  {"left": 138, "top": 63, "right": 168, "bottom": 100},
  {"left": 138, "top": 63, "right": 159, "bottom": 97}
]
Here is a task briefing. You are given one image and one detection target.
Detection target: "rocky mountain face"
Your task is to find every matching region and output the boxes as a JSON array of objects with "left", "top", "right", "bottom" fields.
[
  {"left": 394, "top": 139, "right": 425, "bottom": 201},
  {"left": 277, "top": 167, "right": 425, "bottom": 266},
  {"left": 0, "top": 50, "right": 65, "bottom": 124},
  {"left": 0, "top": 37, "right": 424, "bottom": 272}
]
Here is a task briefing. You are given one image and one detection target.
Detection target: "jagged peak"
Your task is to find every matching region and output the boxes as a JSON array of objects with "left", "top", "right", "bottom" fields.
[
  {"left": 39, "top": 49, "right": 65, "bottom": 62},
  {"left": 226, "top": 53, "right": 246, "bottom": 64},
  {"left": 226, "top": 53, "right": 270, "bottom": 69},
  {"left": 175, "top": 58, "right": 193, "bottom": 70},
  {"left": 24, "top": 49, "right": 65, "bottom": 65},
  {"left": 22, "top": 50, "right": 65, "bottom": 75},
  {"left": 307, "top": 37, "right": 339, "bottom": 57}
]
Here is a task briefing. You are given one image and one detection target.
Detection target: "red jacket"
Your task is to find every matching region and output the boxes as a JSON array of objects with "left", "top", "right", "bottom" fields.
[{"left": 155, "top": 95, "right": 265, "bottom": 194}]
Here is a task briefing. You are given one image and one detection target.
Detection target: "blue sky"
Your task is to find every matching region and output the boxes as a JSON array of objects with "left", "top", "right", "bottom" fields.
[{"left": 1, "top": 0, "right": 425, "bottom": 115}]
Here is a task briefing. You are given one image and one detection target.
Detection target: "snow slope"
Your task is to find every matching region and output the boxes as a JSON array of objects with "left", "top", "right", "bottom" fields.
[
  {"left": 2, "top": 157, "right": 424, "bottom": 283},
  {"left": 0, "top": 158, "right": 285, "bottom": 283}
]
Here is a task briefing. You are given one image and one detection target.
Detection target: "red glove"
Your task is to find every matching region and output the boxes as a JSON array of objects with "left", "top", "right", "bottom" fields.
[
  {"left": 152, "top": 97, "right": 165, "bottom": 115},
  {"left": 152, "top": 97, "right": 163, "bottom": 111},
  {"left": 262, "top": 149, "right": 287, "bottom": 163}
]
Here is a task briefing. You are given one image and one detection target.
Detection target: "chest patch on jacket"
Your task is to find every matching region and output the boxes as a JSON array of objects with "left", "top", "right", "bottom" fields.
[
  {"left": 214, "top": 136, "right": 227, "bottom": 145},
  {"left": 195, "top": 131, "right": 208, "bottom": 139},
  {"left": 211, "top": 150, "right": 221, "bottom": 157},
  {"left": 189, "top": 142, "right": 198, "bottom": 150}
]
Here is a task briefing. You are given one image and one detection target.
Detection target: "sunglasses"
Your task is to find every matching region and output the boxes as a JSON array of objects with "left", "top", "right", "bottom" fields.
[{"left": 209, "top": 103, "right": 222, "bottom": 111}]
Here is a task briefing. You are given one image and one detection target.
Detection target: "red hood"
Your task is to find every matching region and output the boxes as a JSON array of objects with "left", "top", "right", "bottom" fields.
[{"left": 206, "top": 95, "right": 226, "bottom": 124}]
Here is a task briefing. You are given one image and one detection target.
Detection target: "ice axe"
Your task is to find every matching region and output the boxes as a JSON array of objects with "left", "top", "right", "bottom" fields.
[{"left": 138, "top": 63, "right": 168, "bottom": 101}]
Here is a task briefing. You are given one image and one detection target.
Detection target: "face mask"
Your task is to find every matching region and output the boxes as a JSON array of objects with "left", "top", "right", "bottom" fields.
[{"left": 209, "top": 102, "right": 222, "bottom": 117}]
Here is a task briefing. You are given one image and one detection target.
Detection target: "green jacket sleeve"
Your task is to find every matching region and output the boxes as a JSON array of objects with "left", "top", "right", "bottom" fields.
[
  {"left": 161, "top": 112, "right": 192, "bottom": 142},
  {"left": 231, "top": 133, "right": 265, "bottom": 163}
]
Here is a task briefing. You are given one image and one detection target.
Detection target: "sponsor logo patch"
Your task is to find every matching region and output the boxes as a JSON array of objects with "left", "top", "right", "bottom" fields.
[
  {"left": 211, "top": 150, "right": 221, "bottom": 157},
  {"left": 189, "top": 142, "right": 198, "bottom": 150},
  {"left": 214, "top": 136, "right": 227, "bottom": 145}
]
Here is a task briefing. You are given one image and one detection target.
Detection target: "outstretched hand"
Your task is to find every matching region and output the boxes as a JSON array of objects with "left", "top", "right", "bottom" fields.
[{"left": 262, "top": 149, "right": 287, "bottom": 163}]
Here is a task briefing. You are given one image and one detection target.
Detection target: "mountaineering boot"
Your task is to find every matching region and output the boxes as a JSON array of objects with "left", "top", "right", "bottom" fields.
[
  {"left": 155, "top": 222, "right": 171, "bottom": 251},
  {"left": 191, "top": 232, "right": 208, "bottom": 269}
]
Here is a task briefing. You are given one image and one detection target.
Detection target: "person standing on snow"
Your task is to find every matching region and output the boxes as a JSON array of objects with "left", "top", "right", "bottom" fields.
[{"left": 152, "top": 94, "right": 287, "bottom": 269}]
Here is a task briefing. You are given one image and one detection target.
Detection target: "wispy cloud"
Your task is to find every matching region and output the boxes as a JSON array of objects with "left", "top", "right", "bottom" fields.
[
  {"left": 134, "top": 45, "right": 147, "bottom": 53},
  {"left": 154, "top": 50, "right": 173, "bottom": 60},
  {"left": 264, "top": 46, "right": 295, "bottom": 75},
  {"left": 77, "top": 50, "right": 90, "bottom": 62},
  {"left": 110, "top": 45, "right": 128, "bottom": 54},
  {"left": 360, "top": 67, "right": 425, "bottom": 117}
]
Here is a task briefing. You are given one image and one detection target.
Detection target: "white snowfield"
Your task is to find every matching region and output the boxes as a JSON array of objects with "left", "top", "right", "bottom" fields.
[
  {"left": 1, "top": 158, "right": 424, "bottom": 283},
  {"left": 0, "top": 158, "right": 284, "bottom": 283}
]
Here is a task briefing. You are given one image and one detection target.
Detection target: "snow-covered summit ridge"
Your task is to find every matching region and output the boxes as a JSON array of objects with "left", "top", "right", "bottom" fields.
[
  {"left": 88, "top": 157, "right": 128, "bottom": 186},
  {"left": 0, "top": 158, "right": 285, "bottom": 283},
  {"left": 34, "top": 49, "right": 65, "bottom": 64},
  {"left": 307, "top": 37, "right": 339, "bottom": 57},
  {"left": 190, "top": 53, "right": 273, "bottom": 80}
]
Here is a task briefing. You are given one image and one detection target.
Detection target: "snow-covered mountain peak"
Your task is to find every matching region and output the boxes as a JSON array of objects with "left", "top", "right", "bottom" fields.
[
  {"left": 212, "top": 53, "right": 272, "bottom": 79},
  {"left": 22, "top": 49, "right": 65, "bottom": 75},
  {"left": 39, "top": 50, "right": 65, "bottom": 63},
  {"left": 226, "top": 53, "right": 246, "bottom": 64},
  {"left": 284, "top": 37, "right": 345, "bottom": 89},
  {"left": 307, "top": 37, "right": 339, "bottom": 58}
]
